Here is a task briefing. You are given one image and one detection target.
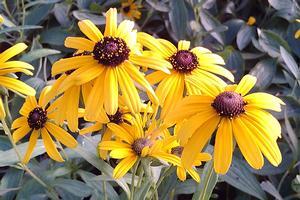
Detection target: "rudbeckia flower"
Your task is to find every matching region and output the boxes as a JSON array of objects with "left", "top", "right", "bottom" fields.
[
  {"left": 0, "top": 43, "right": 36, "bottom": 119},
  {"left": 137, "top": 33, "right": 234, "bottom": 118},
  {"left": 99, "top": 113, "right": 180, "bottom": 179},
  {"left": 121, "top": 0, "right": 142, "bottom": 20},
  {"left": 11, "top": 87, "right": 77, "bottom": 163},
  {"left": 165, "top": 75, "right": 284, "bottom": 174},
  {"left": 52, "top": 8, "right": 171, "bottom": 116}
]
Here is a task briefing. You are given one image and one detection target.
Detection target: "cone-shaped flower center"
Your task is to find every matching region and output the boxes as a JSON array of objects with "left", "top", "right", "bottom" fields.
[
  {"left": 27, "top": 107, "right": 47, "bottom": 129},
  {"left": 93, "top": 36, "right": 130, "bottom": 67},
  {"left": 123, "top": 6, "right": 131, "bottom": 13},
  {"left": 171, "top": 146, "right": 184, "bottom": 157},
  {"left": 132, "top": 138, "right": 153, "bottom": 155},
  {"left": 169, "top": 50, "right": 198, "bottom": 73},
  {"left": 107, "top": 109, "right": 123, "bottom": 124},
  {"left": 211, "top": 91, "right": 246, "bottom": 118}
]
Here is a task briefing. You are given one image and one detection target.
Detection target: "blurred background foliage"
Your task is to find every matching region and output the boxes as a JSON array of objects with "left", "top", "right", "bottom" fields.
[{"left": 0, "top": 0, "right": 300, "bottom": 199}]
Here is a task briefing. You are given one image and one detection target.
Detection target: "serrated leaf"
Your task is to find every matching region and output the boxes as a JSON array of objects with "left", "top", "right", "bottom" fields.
[
  {"left": 20, "top": 48, "right": 61, "bottom": 63},
  {"left": 52, "top": 179, "right": 93, "bottom": 197},
  {"left": 237, "top": 25, "right": 256, "bottom": 50},
  {"left": 250, "top": 59, "right": 277, "bottom": 89},
  {"left": 169, "top": 0, "right": 188, "bottom": 40},
  {"left": 221, "top": 157, "right": 267, "bottom": 200},
  {"left": 280, "top": 46, "right": 299, "bottom": 79},
  {"left": 192, "top": 161, "right": 218, "bottom": 200}
]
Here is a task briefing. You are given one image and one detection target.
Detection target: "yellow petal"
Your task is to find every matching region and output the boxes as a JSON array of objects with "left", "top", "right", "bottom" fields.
[
  {"left": 104, "top": 8, "right": 117, "bottom": 37},
  {"left": 110, "top": 148, "right": 134, "bottom": 159},
  {"left": 113, "top": 155, "right": 138, "bottom": 179},
  {"left": 0, "top": 43, "right": 27, "bottom": 63},
  {"left": 181, "top": 116, "right": 220, "bottom": 169},
  {"left": 12, "top": 125, "right": 31, "bottom": 143},
  {"left": 197, "top": 53, "right": 225, "bottom": 65},
  {"left": 177, "top": 167, "right": 187, "bottom": 181},
  {"left": 186, "top": 75, "right": 222, "bottom": 97},
  {"left": 12, "top": 116, "right": 28, "bottom": 129},
  {"left": 116, "top": 20, "right": 135, "bottom": 39},
  {"left": 80, "top": 122, "right": 102, "bottom": 135},
  {"left": 178, "top": 40, "right": 190, "bottom": 50},
  {"left": 104, "top": 68, "right": 118, "bottom": 115},
  {"left": 65, "top": 86, "right": 80, "bottom": 132},
  {"left": 235, "top": 74, "right": 257, "bottom": 96},
  {"left": 22, "top": 129, "right": 39, "bottom": 164},
  {"left": 41, "top": 128, "right": 64, "bottom": 162},
  {"left": 0, "top": 98, "right": 5, "bottom": 119},
  {"left": 19, "top": 96, "right": 37, "bottom": 116},
  {"left": 0, "top": 61, "right": 34, "bottom": 70},
  {"left": 157, "top": 39, "right": 177, "bottom": 55},
  {"left": 99, "top": 141, "right": 131, "bottom": 150},
  {"left": 200, "top": 64, "right": 234, "bottom": 82},
  {"left": 107, "top": 123, "right": 134, "bottom": 144},
  {"left": 214, "top": 118, "right": 233, "bottom": 174},
  {"left": 146, "top": 71, "right": 168, "bottom": 85},
  {"left": 129, "top": 54, "right": 171, "bottom": 73},
  {"left": 244, "top": 92, "right": 284, "bottom": 112},
  {"left": 0, "top": 76, "right": 35, "bottom": 96},
  {"left": 0, "top": 68, "right": 33, "bottom": 76},
  {"left": 45, "top": 123, "right": 77, "bottom": 148},
  {"left": 191, "top": 47, "right": 212, "bottom": 55},
  {"left": 151, "top": 152, "right": 181, "bottom": 166},
  {"left": 187, "top": 168, "right": 200, "bottom": 182},
  {"left": 99, "top": 128, "right": 113, "bottom": 159},
  {"left": 78, "top": 20, "right": 103, "bottom": 42},
  {"left": 65, "top": 37, "right": 95, "bottom": 51},
  {"left": 232, "top": 117, "right": 264, "bottom": 169}
]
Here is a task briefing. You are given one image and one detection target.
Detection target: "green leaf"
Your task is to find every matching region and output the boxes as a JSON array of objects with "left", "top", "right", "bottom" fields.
[
  {"left": 200, "top": 10, "right": 225, "bottom": 45},
  {"left": 20, "top": 48, "right": 61, "bottom": 63},
  {"left": 284, "top": 109, "right": 298, "bottom": 159},
  {"left": 287, "top": 22, "right": 300, "bottom": 57},
  {"left": 0, "top": 168, "right": 23, "bottom": 200},
  {"left": 0, "top": 188, "right": 20, "bottom": 196},
  {"left": 0, "top": 140, "right": 46, "bottom": 167},
  {"left": 291, "top": 175, "right": 300, "bottom": 193},
  {"left": 133, "top": 180, "right": 152, "bottom": 200},
  {"left": 25, "top": 78, "right": 46, "bottom": 95},
  {"left": 40, "top": 27, "right": 70, "bottom": 46},
  {"left": 280, "top": 46, "right": 300, "bottom": 79},
  {"left": 0, "top": 26, "right": 42, "bottom": 35},
  {"left": 72, "top": 10, "right": 105, "bottom": 25},
  {"left": 169, "top": 0, "right": 188, "bottom": 40},
  {"left": 224, "top": 48, "right": 245, "bottom": 80},
  {"left": 258, "top": 29, "right": 291, "bottom": 58},
  {"left": 192, "top": 161, "right": 218, "bottom": 200},
  {"left": 25, "top": 4, "right": 54, "bottom": 25},
  {"left": 224, "top": 19, "right": 245, "bottom": 45},
  {"left": 52, "top": 178, "right": 93, "bottom": 197},
  {"left": 260, "top": 181, "right": 283, "bottom": 200},
  {"left": 249, "top": 59, "right": 277, "bottom": 89},
  {"left": 221, "top": 157, "right": 267, "bottom": 200},
  {"left": 174, "top": 179, "right": 197, "bottom": 195},
  {"left": 273, "top": 96, "right": 300, "bottom": 119},
  {"left": 237, "top": 25, "right": 256, "bottom": 50},
  {"left": 16, "top": 179, "right": 45, "bottom": 200},
  {"left": 146, "top": 0, "right": 169, "bottom": 12}
]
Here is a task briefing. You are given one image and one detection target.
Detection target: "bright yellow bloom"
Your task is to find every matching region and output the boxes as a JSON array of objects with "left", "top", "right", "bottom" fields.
[
  {"left": 247, "top": 16, "right": 256, "bottom": 26},
  {"left": 137, "top": 34, "right": 234, "bottom": 119},
  {"left": 0, "top": 15, "right": 4, "bottom": 24},
  {"left": 121, "top": 0, "right": 141, "bottom": 20},
  {"left": 52, "top": 8, "right": 171, "bottom": 118},
  {"left": 295, "top": 29, "right": 300, "bottom": 39},
  {"left": 0, "top": 43, "right": 36, "bottom": 119},
  {"left": 165, "top": 75, "right": 284, "bottom": 174},
  {"left": 99, "top": 113, "right": 180, "bottom": 179},
  {"left": 11, "top": 87, "right": 77, "bottom": 163}
]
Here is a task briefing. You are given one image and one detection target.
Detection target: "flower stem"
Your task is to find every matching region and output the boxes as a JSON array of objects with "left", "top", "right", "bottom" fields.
[
  {"left": 1, "top": 119, "right": 59, "bottom": 200},
  {"left": 130, "top": 158, "right": 141, "bottom": 200}
]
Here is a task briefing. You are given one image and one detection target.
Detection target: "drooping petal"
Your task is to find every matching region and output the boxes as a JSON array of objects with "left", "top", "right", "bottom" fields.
[
  {"left": 64, "top": 37, "right": 95, "bottom": 51},
  {"left": 45, "top": 122, "right": 77, "bottom": 148},
  {"left": 41, "top": 128, "right": 64, "bottom": 162},
  {"left": 116, "top": 20, "right": 135, "bottom": 39},
  {"left": 146, "top": 71, "right": 168, "bottom": 85},
  {"left": 214, "top": 118, "right": 233, "bottom": 174},
  {"left": 244, "top": 92, "right": 284, "bottom": 112},
  {"left": 99, "top": 141, "right": 131, "bottom": 150},
  {"left": 104, "top": 68, "right": 118, "bottom": 115},
  {"left": 181, "top": 116, "right": 220, "bottom": 169},
  {"left": 113, "top": 155, "right": 138, "bottom": 179},
  {"left": 129, "top": 54, "right": 171, "bottom": 73},
  {"left": 22, "top": 129, "right": 39, "bottom": 164},
  {"left": 177, "top": 167, "right": 187, "bottom": 181},
  {"left": 232, "top": 117, "right": 264, "bottom": 169},
  {"left": 200, "top": 64, "right": 234, "bottom": 82},
  {"left": 65, "top": 86, "right": 80, "bottom": 132},
  {"left": 0, "top": 76, "right": 36, "bottom": 96},
  {"left": 12, "top": 125, "right": 31, "bottom": 143},
  {"left": 0, "top": 43, "right": 27, "bottom": 63},
  {"left": 107, "top": 123, "right": 134, "bottom": 144},
  {"left": 79, "top": 122, "right": 102, "bottom": 135},
  {"left": 187, "top": 168, "right": 200, "bottom": 182}
]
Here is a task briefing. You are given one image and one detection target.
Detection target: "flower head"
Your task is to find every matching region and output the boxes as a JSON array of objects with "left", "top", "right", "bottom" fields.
[
  {"left": 137, "top": 33, "right": 234, "bottom": 118},
  {"left": 52, "top": 8, "right": 171, "bottom": 118},
  {"left": 0, "top": 43, "right": 36, "bottom": 119},
  {"left": 165, "top": 75, "right": 284, "bottom": 174},
  {"left": 121, "top": 0, "right": 142, "bottom": 20},
  {"left": 11, "top": 87, "right": 77, "bottom": 163},
  {"left": 99, "top": 112, "right": 180, "bottom": 179}
]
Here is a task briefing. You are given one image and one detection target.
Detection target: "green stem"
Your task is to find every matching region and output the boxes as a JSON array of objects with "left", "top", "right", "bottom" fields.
[
  {"left": 1, "top": 119, "right": 59, "bottom": 200},
  {"left": 19, "top": 0, "right": 26, "bottom": 40},
  {"left": 130, "top": 158, "right": 141, "bottom": 200},
  {"left": 103, "top": 181, "right": 108, "bottom": 200},
  {"left": 3, "top": 95, "right": 12, "bottom": 124}
]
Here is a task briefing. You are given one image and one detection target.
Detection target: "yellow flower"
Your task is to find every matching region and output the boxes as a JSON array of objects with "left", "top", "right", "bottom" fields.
[
  {"left": 11, "top": 87, "right": 77, "bottom": 163},
  {"left": 165, "top": 75, "right": 284, "bottom": 174},
  {"left": 295, "top": 29, "right": 300, "bottom": 39},
  {"left": 247, "top": 16, "right": 256, "bottom": 26},
  {"left": 137, "top": 33, "right": 234, "bottom": 119},
  {"left": 0, "top": 43, "right": 36, "bottom": 119},
  {"left": 99, "top": 113, "right": 180, "bottom": 179},
  {"left": 52, "top": 8, "right": 171, "bottom": 118},
  {"left": 121, "top": 0, "right": 142, "bottom": 20},
  {"left": 0, "top": 15, "right": 4, "bottom": 24}
]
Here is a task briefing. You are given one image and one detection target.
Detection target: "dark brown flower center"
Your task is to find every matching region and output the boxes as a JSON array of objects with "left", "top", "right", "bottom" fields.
[
  {"left": 132, "top": 138, "right": 153, "bottom": 155},
  {"left": 169, "top": 50, "right": 198, "bottom": 73},
  {"left": 211, "top": 91, "right": 246, "bottom": 118},
  {"left": 171, "top": 146, "right": 184, "bottom": 157},
  {"left": 93, "top": 36, "right": 130, "bottom": 67},
  {"left": 27, "top": 107, "right": 47, "bottom": 129},
  {"left": 107, "top": 109, "right": 123, "bottom": 124},
  {"left": 123, "top": 6, "right": 131, "bottom": 13}
]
